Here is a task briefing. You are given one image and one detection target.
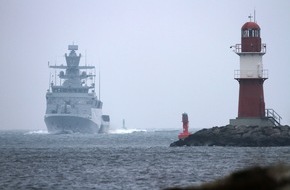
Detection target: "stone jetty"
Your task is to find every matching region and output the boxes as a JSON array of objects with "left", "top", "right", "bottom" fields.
[{"left": 170, "top": 125, "right": 290, "bottom": 147}]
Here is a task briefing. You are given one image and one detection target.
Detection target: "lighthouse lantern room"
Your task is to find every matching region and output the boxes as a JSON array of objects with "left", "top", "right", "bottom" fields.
[{"left": 229, "top": 16, "right": 282, "bottom": 127}]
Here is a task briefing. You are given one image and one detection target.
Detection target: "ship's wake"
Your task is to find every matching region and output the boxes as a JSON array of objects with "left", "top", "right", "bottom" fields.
[
  {"left": 109, "top": 128, "right": 147, "bottom": 134},
  {"left": 25, "top": 129, "right": 147, "bottom": 135},
  {"left": 25, "top": 130, "right": 49, "bottom": 135}
]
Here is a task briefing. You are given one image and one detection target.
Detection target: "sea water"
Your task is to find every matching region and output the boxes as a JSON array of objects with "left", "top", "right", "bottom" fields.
[{"left": 0, "top": 129, "right": 290, "bottom": 190}]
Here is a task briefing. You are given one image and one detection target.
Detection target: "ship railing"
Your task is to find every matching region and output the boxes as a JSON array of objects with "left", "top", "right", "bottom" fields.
[{"left": 49, "top": 65, "right": 95, "bottom": 69}]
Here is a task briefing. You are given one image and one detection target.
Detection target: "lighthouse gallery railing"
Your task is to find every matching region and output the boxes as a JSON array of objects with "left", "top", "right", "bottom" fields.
[
  {"left": 234, "top": 69, "right": 268, "bottom": 79},
  {"left": 232, "top": 43, "right": 267, "bottom": 54}
]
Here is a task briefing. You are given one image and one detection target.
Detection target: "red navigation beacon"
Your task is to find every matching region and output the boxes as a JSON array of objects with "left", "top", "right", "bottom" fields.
[{"left": 178, "top": 113, "right": 191, "bottom": 139}]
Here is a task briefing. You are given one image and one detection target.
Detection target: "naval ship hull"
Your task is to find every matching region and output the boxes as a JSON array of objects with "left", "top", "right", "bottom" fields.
[{"left": 44, "top": 115, "right": 100, "bottom": 134}]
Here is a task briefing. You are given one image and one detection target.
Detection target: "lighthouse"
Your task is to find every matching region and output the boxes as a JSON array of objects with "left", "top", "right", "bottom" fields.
[{"left": 229, "top": 16, "right": 281, "bottom": 126}]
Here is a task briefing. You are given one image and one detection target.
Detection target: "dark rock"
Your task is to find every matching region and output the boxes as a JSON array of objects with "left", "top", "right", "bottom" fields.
[
  {"left": 170, "top": 125, "right": 290, "bottom": 147},
  {"left": 164, "top": 164, "right": 290, "bottom": 190}
]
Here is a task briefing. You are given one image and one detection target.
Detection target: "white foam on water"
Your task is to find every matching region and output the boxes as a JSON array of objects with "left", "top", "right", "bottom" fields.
[
  {"left": 25, "top": 130, "right": 49, "bottom": 135},
  {"left": 109, "top": 128, "right": 147, "bottom": 134}
]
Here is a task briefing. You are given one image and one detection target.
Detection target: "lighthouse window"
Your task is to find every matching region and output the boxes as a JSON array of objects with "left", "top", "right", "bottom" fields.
[
  {"left": 242, "top": 30, "right": 253, "bottom": 37},
  {"left": 242, "top": 30, "right": 248, "bottom": 37},
  {"left": 254, "top": 30, "right": 260, "bottom": 37},
  {"left": 249, "top": 29, "right": 253, "bottom": 37}
]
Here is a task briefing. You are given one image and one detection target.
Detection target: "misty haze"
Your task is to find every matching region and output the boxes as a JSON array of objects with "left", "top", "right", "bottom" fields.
[{"left": 0, "top": 0, "right": 289, "bottom": 189}]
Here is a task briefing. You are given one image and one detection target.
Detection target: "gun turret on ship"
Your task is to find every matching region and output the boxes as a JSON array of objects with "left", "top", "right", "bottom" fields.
[{"left": 44, "top": 45, "right": 110, "bottom": 134}]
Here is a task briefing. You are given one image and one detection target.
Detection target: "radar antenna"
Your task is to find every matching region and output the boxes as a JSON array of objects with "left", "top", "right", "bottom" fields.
[{"left": 248, "top": 14, "right": 253, "bottom": 22}]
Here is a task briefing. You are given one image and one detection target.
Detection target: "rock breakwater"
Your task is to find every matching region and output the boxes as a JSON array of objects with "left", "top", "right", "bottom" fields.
[{"left": 170, "top": 125, "right": 290, "bottom": 147}]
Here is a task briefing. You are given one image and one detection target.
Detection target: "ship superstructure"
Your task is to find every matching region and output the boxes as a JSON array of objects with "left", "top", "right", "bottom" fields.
[{"left": 44, "top": 45, "right": 109, "bottom": 133}]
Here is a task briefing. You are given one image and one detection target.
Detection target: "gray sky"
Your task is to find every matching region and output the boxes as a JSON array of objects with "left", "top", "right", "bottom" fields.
[{"left": 0, "top": 0, "right": 289, "bottom": 131}]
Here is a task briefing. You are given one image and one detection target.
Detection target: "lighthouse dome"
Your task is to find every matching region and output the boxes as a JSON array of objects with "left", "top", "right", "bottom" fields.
[{"left": 242, "top": 22, "right": 260, "bottom": 30}]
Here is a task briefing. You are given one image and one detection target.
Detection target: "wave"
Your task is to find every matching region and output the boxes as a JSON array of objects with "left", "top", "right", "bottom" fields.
[
  {"left": 152, "top": 129, "right": 180, "bottom": 132},
  {"left": 109, "top": 128, "right": 147, "bottom": 134},
  {"left": 24, "top": 130, "right": 49, "bottom": 135}
]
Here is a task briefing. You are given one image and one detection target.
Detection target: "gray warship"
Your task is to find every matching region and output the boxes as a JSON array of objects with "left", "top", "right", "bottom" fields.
[{"left": 44, "top": 45, "right": 110, "bottom": 134}]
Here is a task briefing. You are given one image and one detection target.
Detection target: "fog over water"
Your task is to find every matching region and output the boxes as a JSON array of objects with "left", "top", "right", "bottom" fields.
[{"left": 0, "top": 0, "right": 289, "bottom": 131}]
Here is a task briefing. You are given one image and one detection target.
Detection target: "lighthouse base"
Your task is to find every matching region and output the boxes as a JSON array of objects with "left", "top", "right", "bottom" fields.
[
  {"left": 178, "top": 132, "right": 191, "bottom": 139},
  {"left": 229, "top": 117, "right": 275, "bottom": 127}
]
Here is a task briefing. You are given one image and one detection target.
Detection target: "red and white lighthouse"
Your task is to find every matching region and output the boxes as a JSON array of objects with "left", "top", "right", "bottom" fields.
[
  {"left": 237, "top": 20, "right": 267, "bottom": 118},
  {"left": 230, "top": 17, "right": 281, "bottom": 126}
]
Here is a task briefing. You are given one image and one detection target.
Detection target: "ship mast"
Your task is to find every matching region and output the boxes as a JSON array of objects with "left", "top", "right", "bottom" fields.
[{"left": 99, "top": 67, "right": 101, "bottom": 100}]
